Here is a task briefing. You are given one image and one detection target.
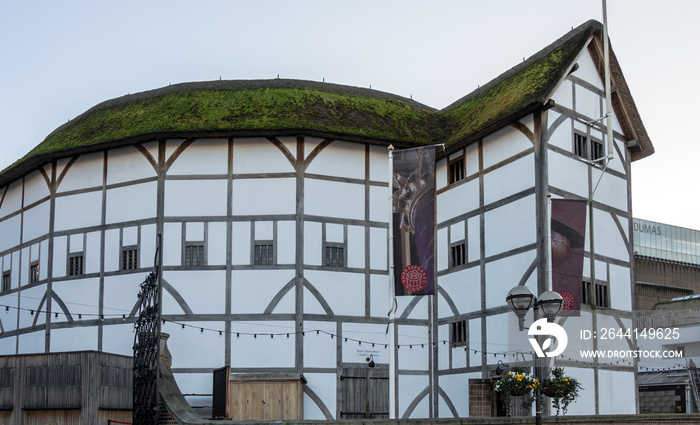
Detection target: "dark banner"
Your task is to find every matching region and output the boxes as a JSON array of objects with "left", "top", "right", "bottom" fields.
[
  {"left": 551, "top": 199, "right": 587, "bottom": 316},
  {"left": 392, "top": 147, "right": 435, "bottom": 296}
]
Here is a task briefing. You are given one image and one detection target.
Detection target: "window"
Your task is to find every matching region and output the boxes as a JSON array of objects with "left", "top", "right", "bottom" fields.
[
  {"left": 254, "top": 242, "right": 274, "bottom": 266},
  {"left": 68, "top": 254, "right": 84, "bottom": 276},
  {"left": 324, "top": 244, "right": 344, "bottom": 268},
  {"left": 574, "top": 132, "right": 587, "bottom": 158},
  {"left": 594, "top": 282, "right": 609, "bottom": 308},
  {"left": 184, "top": 244, "right": 205, "bottom": 266},
  {"left": 451, "top": 242, "right": 466, "bottom": 267},
  {"left": 451, "top": 320, "right": 468, "bottom": 346},
  {"left": 449, "top": 157, "right": 465, "bottom": 184},
  {"left": 2, "top": 272, "right": 10, "bottom": 293},
  {"left": 29, "top": 263, "right": 39, "bottom": 284},
  {"left": 574, "top": 131, "right": 605, "bottom": 161},
  {"left": 122, "top": 247, "right": 138, "bottom": 270},
  {"left": 582, "top": 280, "right": 609, "bottom": 307}
]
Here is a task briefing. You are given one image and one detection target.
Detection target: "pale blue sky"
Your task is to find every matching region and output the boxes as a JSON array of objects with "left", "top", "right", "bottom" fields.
[{"left": 1, "top": 1, "right": 698, "bottom": 228}]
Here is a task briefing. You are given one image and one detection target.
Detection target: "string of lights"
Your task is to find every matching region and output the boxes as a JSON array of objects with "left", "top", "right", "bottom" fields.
[{"left": 0, "top": 302, "right": 690, "bottom": 371}]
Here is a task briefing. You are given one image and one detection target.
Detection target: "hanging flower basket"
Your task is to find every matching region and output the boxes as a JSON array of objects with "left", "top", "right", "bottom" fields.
[
  {"left": 542, "top": 367, "right": 582, "bottom": 415},
  {"left": 493, "top": 367, "right": 539, "bottom": 417}
]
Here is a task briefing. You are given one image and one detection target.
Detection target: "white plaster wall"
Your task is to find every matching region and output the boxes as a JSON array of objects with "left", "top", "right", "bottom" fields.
[
  {"left": 303, "top": 373, "right": 336, "bottom": 419},
  {"left": 304, "top": 179, "right": 364, "bottom": 220},
  {"left": 551, "top": 79, "right": 574, "bottom": 110},
  {"left": 166, "top": 138, "right": 228, "bottom": 175},
  {"left": 396, "top": 293, "right": 429, "bottom": 321},
  {"left": 232, "top": 138, "right": 296, "bottom": 174},
  {"left": 208, "top": 221, "right": 227, "bottom": 265},
  {"left": 306, "top": 140, "right": 365, "bottom": 180},
  {"left": 396, "top": 324, "right": 429, "bottom": 369},
  {"left": 0, "top": 292, "right": 18, "bottom": 332},
  {"left": 164, "top": 271, "right": 226, "bottom": 314},
  {"left": 369, "top": 274, "right": 390, "bottom": 318},
  {"left": 17, "top": 285, "right": 45, "bottom": 328},
  {"left": 482, "top": 124, "right": 533, "bottom": 170},
  {"left": 164, "top": 180, "right": 228, "bottom": 217},
  {"left": 592, "top": 209, "right": 629, "bottom": 260},
  {"left": 102, "top": 323, "right": 138, "bottom": 356},
  {"left": 304, "top": 221, "right": 322, "bottom": 266},
  {"left": 306, "top": 270, "right": 364, "bottom": 316},
  {"left": 51, "top": 236, "right": 67, "bottom": 278},
  {"left": 369, "top": 227, "right": 387, "bottom": 270},
  {"left": 57, "top": 152, "right": 104, "bottom": 192},
  {"left": 54, "top": 191, "right": 102, "bottom": 231},
  {"left": 17, "top": 331, "right": 44, "bottom": 354},
  {"left": 610, "top": 266, "right": 632, "bottom": 311},
  {"left": 598, "top": 370, "right": 636, "bottom": 414},
  {"left": 485, "top": 249, "right": 537, "bottom": 308},
  {"left": 545, "top": 110, "right": 570, "bottom": 151},
  {"left": 0, "top": 180, "right": 23, "bottom": 219},
  {"left": 368, "top": 145, "right": 390, "bottom": 183},
  {"left": 436, "top": 157, "right": 448, "bottom": 191},
  {"left": 575, "top": 81, "right": 602, "bottom": 121},
  {"left": 439, "top": 373, "right": 470, "bottom": 417},
  {"left": 140, "top": 223, "right": 157, "bottom": 267},
  {"left": 369, "top": 184, "right": 389, "bottom": 223},
  {"left": 105, "top": 182, "right": 157, "bottom": 224},
  {"left": 85, "top": 231, "right": 101, "bottom": 274},
  {"left": 103, "top": 274, "right": 142, "bottom": 316},
  {"left": 163, "top": 222, "right": 182, "bottom": 267},
  {"left": 468, "top": 319, "right": 481, "bottom": 366},
  {"left": 228, "top": 321, "right": 295, "bottom": 368},
  {"left": 23, "top": 169, "right": 50, "bottom": 206},
  {"left": 39, "top": 240, "right": 48, "bottom": 281},
  {"left": 465, "top": 142, "right": 479, "bottom": 179},
  {"left": 484, "top": 195, "right": 536, "bottom": 257},
  {"left": 277, "top": 221, "right": 295, "bottom": 265},
  {"left": 231, "top": 270, "right": 295, "bottom": 314},
  {"left": 347, "top": 225, "right": 364, "bottom": 269},
  {"left": 399, "top": 374, "right": 429, "bottom": 418},
  {"left": 50, "top": 326, "right": 98, "bottom": 352},
  {"left": 303, "top": 321, "right": 338, "bottom": 369},
  {"left": 22, "top": 201, "right": 50, "bottom": 242},
  {"left": 437, "top": 178, "right": 478, "bottom": 224},
  {"left": 53, "top": 278, "right": 100, "bottom": 320},
  {"left": 438, "top": 267, "right": 480, "bottom": 315},
  {"left": 559, "top": 367, "right": 595, "bottom": 415},
  {"left": 167, "top": 321, "right": 226, "bottom": 368},
  {"left": 592, "top": 172, "right": 628, "bottom": 211},
  {"left": 548, "top": 151, "right": 590, "bottom": 198},
  {"left": 576, "top": 48, "right": 604, "bottom": 91},
  {"left": 437, "top": 227, "right": 448, "bottom": 271},
  {"left": 0, "top": 215, "right": 21, "bottom": 252},
  {"left": 483, "top": 154, "right": 535, "bottom": 205},
  {"left": 231, "top": 221, "right": 250, "bottom": 265},
  {"left": 106, "top": 146, "right": 157, "bottom": 185},
  {"left": 232, "top": 178, "right": 296, "bottom": 216},
  {"left": 0, "top": 335, "right": 16, "bottom": 355},
  {"left": 467, "top": 216, "right": 480, "bottom": 262}
]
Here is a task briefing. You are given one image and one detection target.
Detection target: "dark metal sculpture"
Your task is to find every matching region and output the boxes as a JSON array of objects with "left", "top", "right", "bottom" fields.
[{"left": 133, "top": 236, "right": 162, "bottom": 425}]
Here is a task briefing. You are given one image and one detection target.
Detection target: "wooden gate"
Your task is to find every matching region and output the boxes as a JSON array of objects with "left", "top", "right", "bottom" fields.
[{"left": 340, "top": 366, "right": 389, "bottom": 419}]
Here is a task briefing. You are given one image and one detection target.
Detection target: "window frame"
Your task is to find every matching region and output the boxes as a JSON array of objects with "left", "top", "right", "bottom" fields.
[
  {"left": 448, "top": 156, "right": 465, "bottom": 185},
  {"left": 29, "top": 262, "right": 40, "bottom": 284},
  {"left": 253, "top": 241, "right": 275, "bottom": 266},
  {"left": 450, "top": 241, "right": 466, "bottom": 267},
  {"left": 184, "top": 242, "right": 206, "bottom": 267},
  {"left": 68, "top": 253, "right": 84, "bottom": 276},
  {"left": 1, "top": 271, "right": 10, "bottom": 293},
  {"left": 121, "top": 246, "right": 139, "bottom": 271},
  {"left": 324, "top": 243, "right": 345, "bottom": 268},
  {"left": 450, "top": 319, "right": 468, "bottom": 347}
]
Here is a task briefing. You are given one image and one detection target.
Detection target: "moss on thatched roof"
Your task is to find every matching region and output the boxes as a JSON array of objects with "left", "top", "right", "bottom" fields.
[{"left": 0, "top": 20, "right": 652, "bottom": 184}]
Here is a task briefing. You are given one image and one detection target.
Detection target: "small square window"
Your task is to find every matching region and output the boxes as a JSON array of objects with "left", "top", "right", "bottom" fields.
[
  {"left": 185, "top": 244, "right": 205, "bottom": 266},
  {"left": 122, "top": 247, "right": 138, "bottom": 270},
  {"left": 69, "top": 254, "right": 84, "bottom": 276},
  {"left": 29, "top": 263, "right": 39, "bottom": 284},
  {"left": 254, "top": 242, "right": 274, "bottom": 266},
  {"left": 2, "top": 272, "right": 10, "bottom": 293},
  {"left": 594, "top": 282, "right": 609, "bottom": 308},
  {"left": 591, "top": 139, "right": 605, "bottom": 161},
  {"left": 451, "top": 242, "right": 466, "bottom": 267},
  {"left": 324, "top": 245, "right": 344, "bottom": 268},
  {"left": 574, "top": 132, "right": 587, "bottom": 158},
  {"left": 448, "top": 157, "right": 465, "bottom": 184},
  {"left": 450, "top": 320, "right": 468, "bottom": 346},
  {"left": 581, "top": 281, "right": 592, "bottom": 305}
]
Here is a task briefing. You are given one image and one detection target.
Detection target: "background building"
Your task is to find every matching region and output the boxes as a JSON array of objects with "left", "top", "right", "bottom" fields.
[{"left": 0, "top": 20, "right": 654, "bottom": 420}]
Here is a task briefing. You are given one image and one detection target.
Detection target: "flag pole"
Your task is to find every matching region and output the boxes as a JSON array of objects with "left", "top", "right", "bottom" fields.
[
  {"left": 388, "top": 144, "right": 397, "bottom": 419},
  {"left": 602, "top": 0, "right": 614, "bottom": 162}
]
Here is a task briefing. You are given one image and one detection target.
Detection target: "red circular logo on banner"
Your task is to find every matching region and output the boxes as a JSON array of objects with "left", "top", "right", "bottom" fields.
[
  {"left": 559, "top": 291, "right": 576, "bottom": 312},
  {"left": 401, "top": 265, "right": 428, "bottom": 293}
]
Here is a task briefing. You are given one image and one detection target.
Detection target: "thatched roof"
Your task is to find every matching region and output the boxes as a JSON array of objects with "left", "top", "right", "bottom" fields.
[{"left": 0, "top": 20, "right": 653, "bottom": 185}]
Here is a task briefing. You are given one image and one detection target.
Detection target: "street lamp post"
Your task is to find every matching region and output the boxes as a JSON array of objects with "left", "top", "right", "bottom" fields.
[{"left": 506, "top": 286, "right": 563, "bottom": 425}]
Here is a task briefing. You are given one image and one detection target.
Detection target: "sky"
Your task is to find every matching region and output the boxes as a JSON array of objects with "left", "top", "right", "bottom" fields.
[{"left": 1, "top": 0, "right": 698, "bottom": 229}]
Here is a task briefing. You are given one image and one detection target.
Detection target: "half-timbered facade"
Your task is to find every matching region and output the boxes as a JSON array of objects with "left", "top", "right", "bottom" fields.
[{"left": 0, "top": 20, "right": 653, "bottom": 419}]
